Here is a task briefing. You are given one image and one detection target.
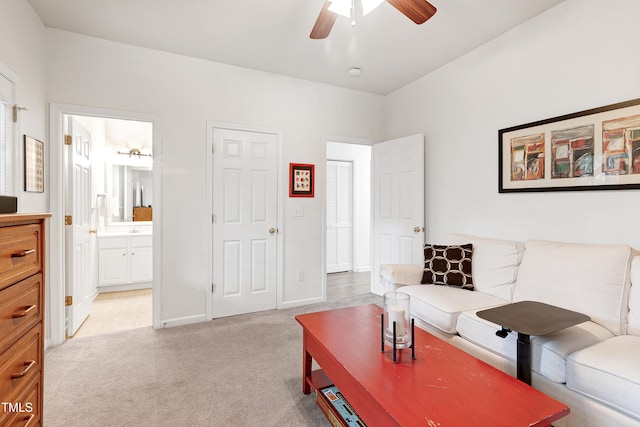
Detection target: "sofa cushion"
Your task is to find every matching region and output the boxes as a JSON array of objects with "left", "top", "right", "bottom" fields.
[
  {"left": 567, "top": 335, "right": 640, "bottom": 420},
  {"left": 397, "top": 284, "right": 506, "bottom": 334},
  {"left": 457, "top": 310, "right": 613, "bottom": 384},
  {"left": 456, "top": 310, "right": 516, "bottom": 359},
  {"left": 444, "top": 233, "right": 525, "bottom": 301},
  {"left": 530, "top": 321, "right": 614, "bottom": 383},
  {"left": 628, "top": 256, "right": 640, "bottom": 336},
  {"left": 421, "top": 244, "right": 473, "bottom": 290},
  {"left": 513, "top": 240, "right": 634, "bottom": 335}
]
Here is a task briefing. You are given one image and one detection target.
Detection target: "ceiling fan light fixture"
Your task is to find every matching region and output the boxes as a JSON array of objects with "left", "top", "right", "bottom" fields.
[
  {"left": 328, "top": 0, "right": 352, "bottom": 18},
  {"left": 361, "top": 0, "right": 385, "bottom": 15},
  {"left": 348, "top": 67, "right": 361, "bottom": 76}
]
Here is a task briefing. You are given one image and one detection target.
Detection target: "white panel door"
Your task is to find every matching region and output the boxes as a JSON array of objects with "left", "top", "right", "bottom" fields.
[
  {"left": 212, "top": 128, "right": 278, "bottom": 318},
  {"left": 372, "top": 134, "right": 425, "bottom": 294},
  {"left": 326, "top": 160, "right": 353, "bottom": 273},
  {"left": 65, "top": 117, "right": 93, "bottom": 336}
]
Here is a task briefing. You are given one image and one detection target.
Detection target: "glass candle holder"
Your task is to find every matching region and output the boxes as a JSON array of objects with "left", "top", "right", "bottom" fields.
[{"left": 383, "top": 292, "right": 411, "bottom": 349}]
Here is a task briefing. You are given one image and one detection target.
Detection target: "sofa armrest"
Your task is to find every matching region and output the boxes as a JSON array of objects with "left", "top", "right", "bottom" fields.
[{"left": 380, "top": 264, "right": 423, "bottom": 292}]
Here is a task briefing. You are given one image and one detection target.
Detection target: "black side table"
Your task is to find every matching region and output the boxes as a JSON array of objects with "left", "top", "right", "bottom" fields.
[{"left": 477, "top": 301, "right": 590, "bottom": 385}]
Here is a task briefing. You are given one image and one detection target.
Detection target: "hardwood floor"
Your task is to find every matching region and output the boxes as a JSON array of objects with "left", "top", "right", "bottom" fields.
[{"left": 326, "top": 271, "right": 372, "bottom": 302}]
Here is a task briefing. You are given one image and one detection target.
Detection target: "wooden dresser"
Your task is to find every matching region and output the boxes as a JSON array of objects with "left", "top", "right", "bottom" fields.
[{"left": 0, "top": 214, "right": 49, "bottom": 427}]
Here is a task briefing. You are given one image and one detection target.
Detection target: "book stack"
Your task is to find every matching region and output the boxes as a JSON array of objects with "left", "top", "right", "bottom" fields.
[{"left": 316, "top": 385, "right": 367, "bottom": 427}]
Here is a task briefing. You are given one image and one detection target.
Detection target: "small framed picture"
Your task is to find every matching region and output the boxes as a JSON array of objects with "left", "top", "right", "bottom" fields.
[
  {"left": 289, "top": 163, "right": 314, "bottom": 197},
  {"left": 24, "top": 136, "right": 44, "bottom": 193}
]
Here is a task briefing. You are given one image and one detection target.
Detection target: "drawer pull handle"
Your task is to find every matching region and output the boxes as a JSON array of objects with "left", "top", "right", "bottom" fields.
[
  {"left": 11, "top": 360, "right": 36, "bottom": 379},
  {"left": 19, "top": 414, "right": 35, "bottom": 427},
  {"left": 12, "top": 305, "right": 37, "bottom": 318},
  {"left": 11, "top": 249, "right": 36, "bottom": 258}
]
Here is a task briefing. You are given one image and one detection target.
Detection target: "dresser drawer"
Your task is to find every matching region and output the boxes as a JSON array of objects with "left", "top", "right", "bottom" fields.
[
  {"left": 0, "top": 326, "right": 41, "bottom": 405},
  {"left": 0, "top": 275, "right": 42, "bottom": 355},
  {"left": 0, "top": 224, "right": 41, "bottom": 291},
  {"left": 0, "top": 378, "right": 40, "bottom": 427}
]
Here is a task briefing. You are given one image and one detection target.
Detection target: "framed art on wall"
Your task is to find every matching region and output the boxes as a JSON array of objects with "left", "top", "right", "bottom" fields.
[
  {"left": 24, "top": 136, "right": 44, "bottom": 193},
  {"left": 499, "top": 97, "right": 640, "bottom": 193},
  {"left": 289, "top": 163, "right": 314, "bottom": 197}
]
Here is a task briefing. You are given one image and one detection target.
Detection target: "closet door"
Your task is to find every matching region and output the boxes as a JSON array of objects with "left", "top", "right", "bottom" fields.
[{"left": 326, "top": 160, "right": 353, "bottom": 273}]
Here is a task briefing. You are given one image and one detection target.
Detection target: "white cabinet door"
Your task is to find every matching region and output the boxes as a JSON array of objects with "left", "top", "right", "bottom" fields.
[
  {"left": 99, "top": 247, "right": 128, "bottom": 285},
  {"left": 130, "top": 245, "right": 153, "bottom": 282},
  {"left": 98, "top": 235, "right": 153, "bottom": 286}
]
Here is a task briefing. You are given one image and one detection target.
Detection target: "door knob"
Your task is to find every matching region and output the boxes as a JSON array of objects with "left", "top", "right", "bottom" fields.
[
  {"left": 413, "top": 226, "right": 423, "bottom": 233},
  {"left": 89, "top": 229, "right": 97, "bottom": 234},
  {"left": 269, "top": 227, "right": 277, "bottom": 234}
]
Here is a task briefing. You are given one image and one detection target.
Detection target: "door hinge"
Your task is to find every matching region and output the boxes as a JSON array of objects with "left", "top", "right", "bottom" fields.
[
  {"left": 64, "top": 134, "right": 72, "bottom": 145},
  {"left": 64, "top": 215, "right": 72, "bottom": 225},
  {"left": 65, "top": 296, "right": 73, "bottom": 306}
]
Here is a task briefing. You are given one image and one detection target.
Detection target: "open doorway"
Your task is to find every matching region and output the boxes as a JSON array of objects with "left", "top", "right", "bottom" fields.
[
  {"left": 325, "top": 141, "right": 372, "bottom": 300},
  {"left": 48, "top": 104, "right": 161, "bottom": 346},
  {"left": 65, "top": 114, "right": 154, "bottom": 338}
]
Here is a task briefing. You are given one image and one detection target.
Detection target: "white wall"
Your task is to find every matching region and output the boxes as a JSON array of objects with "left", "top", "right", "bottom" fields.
[
  {"left": 326, "top": 141, "right": 372, "bottom": 271},
  {"left": 46, "top": 29, "right": 384, "bottom": 324},
  {"left": 384, "top": 0, "right": 640, "bottom": 250},
  {"left": 0, "top": 0, "right": 47, "bottom": 213}
]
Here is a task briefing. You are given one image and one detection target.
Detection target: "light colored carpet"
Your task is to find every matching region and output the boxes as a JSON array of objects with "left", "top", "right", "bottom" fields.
[{"left": 44, "top": 293, "right": 381, "bottom": 427}]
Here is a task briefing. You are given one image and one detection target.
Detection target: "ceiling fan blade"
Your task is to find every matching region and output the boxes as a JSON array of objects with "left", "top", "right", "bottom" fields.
[
  {"left": 386, "top": 0, "right": 437, "bottom": 25},
  {"left": 310, "top": 0, "right": 338, "bottom": 39}
]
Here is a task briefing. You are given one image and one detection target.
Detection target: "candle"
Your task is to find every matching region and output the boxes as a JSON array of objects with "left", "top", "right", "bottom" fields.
[{"left": 388, "top": 305, "right": 405, "bottom": 336}]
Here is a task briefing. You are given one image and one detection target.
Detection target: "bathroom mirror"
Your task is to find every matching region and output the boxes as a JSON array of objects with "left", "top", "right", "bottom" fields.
[{"left": 106, "top": 161, "right": 152, "bottom": 225}]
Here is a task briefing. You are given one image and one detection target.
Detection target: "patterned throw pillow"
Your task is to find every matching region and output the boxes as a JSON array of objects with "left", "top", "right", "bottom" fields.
[{"left": 421, "top": 244, "right": 474, "bottom": 290}]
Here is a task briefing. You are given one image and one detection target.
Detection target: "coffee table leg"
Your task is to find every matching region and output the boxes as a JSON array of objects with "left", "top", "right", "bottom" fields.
[
  {"left": 302, "top": 333, "right": 312, "bottom": 394},
  {"left": 517, "top": 333, "right": 531, "bottom": 385}
]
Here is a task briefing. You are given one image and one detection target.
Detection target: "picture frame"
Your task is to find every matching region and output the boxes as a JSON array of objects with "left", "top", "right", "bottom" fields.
[
  {"left": 499, "top": 97, "right": 640, "bottom": 193},
  {"left": 24, "top": 136, "right": 44, "bottom": 193},
  {"left": 289, "top": 163, "right": 314, "bottom": 197}
]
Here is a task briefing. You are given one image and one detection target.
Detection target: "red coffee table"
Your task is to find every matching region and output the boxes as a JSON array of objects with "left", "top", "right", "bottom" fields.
[{"left": 296, "top": 304, "right": 569, "bottom": 427}]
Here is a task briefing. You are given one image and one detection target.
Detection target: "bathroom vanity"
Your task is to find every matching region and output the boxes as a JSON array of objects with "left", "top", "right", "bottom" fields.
[{"left": 98, "top": 231, "right": 152, "bottom": 291}]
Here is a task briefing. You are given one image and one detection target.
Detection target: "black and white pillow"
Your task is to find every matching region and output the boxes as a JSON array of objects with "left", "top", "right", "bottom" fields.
[{"left": 421, "top": 244, "right": 473, "bottom": 290}]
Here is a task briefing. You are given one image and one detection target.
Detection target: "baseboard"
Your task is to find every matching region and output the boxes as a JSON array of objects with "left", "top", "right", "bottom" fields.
[
  {"left": 158, "top": 313, "right": 208, "bottom": 329},
  {"left": 279, "top": 296, "right": 325, "bottom": 309},
  {"left": 98, "top": 282, "right": 152, "bottom": 293}
]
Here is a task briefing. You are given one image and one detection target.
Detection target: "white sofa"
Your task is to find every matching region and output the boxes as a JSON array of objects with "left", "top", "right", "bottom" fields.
[{"left": 380, "top": 233, "right": 640, "bottom": 427}]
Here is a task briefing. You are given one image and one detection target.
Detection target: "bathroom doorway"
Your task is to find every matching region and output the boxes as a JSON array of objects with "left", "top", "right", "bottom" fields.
[
  {"left": 49, "top": 104, "right": 161, "bottom": 345},
  {"left": 66, "top": 114, "right": 154, "bottom": 337}
]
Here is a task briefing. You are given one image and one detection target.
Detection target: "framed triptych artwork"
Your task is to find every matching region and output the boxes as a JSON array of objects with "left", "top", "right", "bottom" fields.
[{"left": 499, "top": 98, "right": 640, "bottom": 193}]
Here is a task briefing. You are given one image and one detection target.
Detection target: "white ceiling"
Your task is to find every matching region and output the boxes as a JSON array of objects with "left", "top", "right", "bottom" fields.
[{"left": 27, "top": 0, "right": 565, "bottom": 95}]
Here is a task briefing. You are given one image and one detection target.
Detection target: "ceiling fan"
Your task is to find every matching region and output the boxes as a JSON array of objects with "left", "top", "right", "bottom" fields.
[{"left": 310, "top": 0, "right": 437, "bottom": 39}]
